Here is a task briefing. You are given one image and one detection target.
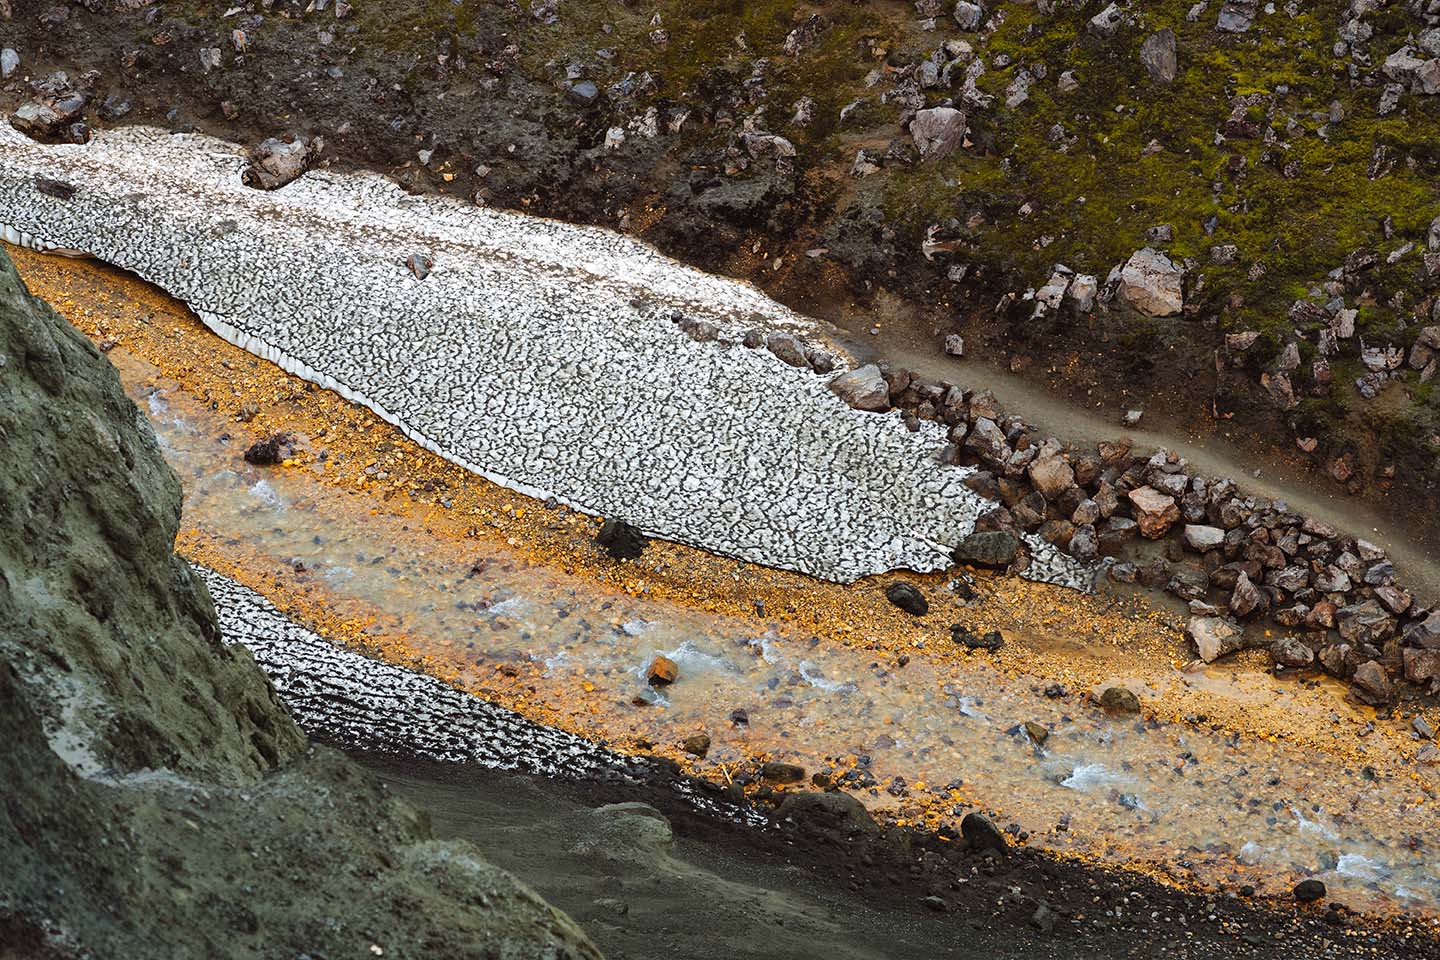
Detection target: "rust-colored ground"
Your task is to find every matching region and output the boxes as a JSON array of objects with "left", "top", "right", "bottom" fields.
[
  {"left": 12, "top": 244, "right": 1432, "bottom": 767},
  {"left": 13, "top": 247, "right": 1440, "bottom": 915}
]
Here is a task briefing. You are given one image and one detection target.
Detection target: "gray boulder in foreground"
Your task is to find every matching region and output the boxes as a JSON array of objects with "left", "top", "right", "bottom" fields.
[{"left": 0, "top": 250, "right": 601, "bottom": 960}]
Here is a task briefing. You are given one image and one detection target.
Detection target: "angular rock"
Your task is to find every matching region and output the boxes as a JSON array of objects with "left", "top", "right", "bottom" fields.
[
  {"left": 646, "top": 655, "right": 679, "bottom": 686},
  {"left": 1187, "top": 616, "right": 1244, "bottom": 663},
  {"left": 1272, "top": 636, "right": 1315, "bottom": 669},
  {"left": 597, "top": 518, "right": 648, "bottom": 560},
  {"left": 829, "top": 364, "right": 891, "bottom": 412},
  {"left": 1229, "top": 571, "right": 1268, "bottom": 619},
  {"left": 1028, "top": 456, "right": 1076, "bottom": 501},
  {"left": 1405, "top": 611, "right": 1440, "bottom": 650},
  {"left": 1404, "top": 647, "right": 1440, "bottom": 683},
  {"left": 1119, "top": 248, "right": 1184, "bottom": 317},
  {"left": 1128, "top": 486, "right": 1180, "bottom": 539},
  {"left": 1182, "top": 524, "right": 1224, "bottom": 552},
  {"left": 910, "top": 106, "right": 966, "bottom": 160},
  {"left": 884, "top": 582, "right": 929, "bottom": 617},
  {"left": 1336, "top": 601, "right": 1396, "bottom": 645},
  {"left": 1351, "top": 660, "right": 1393, "bottom": 706},
  {"left": 1140, "top": 29, "right": 1178, "bottom": 84},
  {"left": 243, "top": 136, "right": 322, "bottom": 191},
  {"left": 960, "top": 812, "right": 1008, "bottom": 854},
  {"left": 951, "top": 530, "right": 1020, "bottom": 568}
]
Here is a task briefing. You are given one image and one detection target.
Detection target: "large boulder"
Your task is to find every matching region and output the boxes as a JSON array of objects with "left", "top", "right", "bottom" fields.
[
  {"left": 828, "top": 363, "right": 891, "bottom": 411},
  {"left": 1140, "top": 29, "right": 1178, "bottom": 84},
  {"left": 1128, "top": 485, "right": 1181, "bottom": 539},
  {"left": 1186, "top": 616, "right": 1244, "bottom": 662},
  {"left": 910, "top": 106, "right": 967, "bottom": 160},
  {"left": 1028, "top": 455, "right": 1076, "bottom": 501},
  {"left": 1118, "top": 248, "right": 1184, "bottom": 317},
  {"left": 952, "top": 530, "right": 1020, "bottom": 568}
]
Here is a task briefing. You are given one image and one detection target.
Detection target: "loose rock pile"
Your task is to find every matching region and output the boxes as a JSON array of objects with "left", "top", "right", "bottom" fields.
[{"left": 832, "top": 357, "right": 1435, "bottom": 707}]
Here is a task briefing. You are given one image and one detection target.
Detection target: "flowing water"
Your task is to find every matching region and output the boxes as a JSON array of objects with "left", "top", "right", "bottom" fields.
[{"left": 123, "top": 352, "right": 1440, "bottom": 917}]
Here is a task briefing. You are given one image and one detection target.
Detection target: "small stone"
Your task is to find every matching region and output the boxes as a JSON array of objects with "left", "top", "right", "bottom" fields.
[
  {"left": 1, "top": 48, "right": 18, "bottom": 80},
  {"left": 1413, "top": 716, "right": 1435, "bottom": 741},
  {"left": 243, "top": 433, "right": 292, "bottom": 466},
  {"left": 761, "top": 762, "right": 805, "bottom": 783},
  {"left": 646, "top": 655, "right": 679, "bottom": 686},
  {"left": 682, "top": 734, "right": 711, "bottom": 757},
  {"left": 884, "top": 582, "right": 929, "bottom": 616},
  {"left": 1293, "top": 879, "right": 1326, "bottom": 903},
  {"left": 952, "top": 625, "right": 1003, "bottom": 651},
  {"left": 1023, "top": 721, "right": 1049, "bottom": 745},
  {"left": 944, "top": 333, "right": 965, "bottom": 356},
  {"left": 1098, "top": 686, "right": 1140, "bottom": 714},
  {"left": 405, "top": 252, "right": 433, "bottom": 280},
  {"left": 597, "top": 518, "right": 647, "bottom": 560}
]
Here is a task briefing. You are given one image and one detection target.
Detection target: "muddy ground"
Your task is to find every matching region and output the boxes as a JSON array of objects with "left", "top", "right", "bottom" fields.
[{"left": 3, "top": 0, "right": 1438, "bottom": 548}]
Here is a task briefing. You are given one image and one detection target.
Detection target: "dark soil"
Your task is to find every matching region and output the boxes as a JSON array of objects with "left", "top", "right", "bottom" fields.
[{"left": 363, "top": 751, "right": 1440, "bottom": 960}]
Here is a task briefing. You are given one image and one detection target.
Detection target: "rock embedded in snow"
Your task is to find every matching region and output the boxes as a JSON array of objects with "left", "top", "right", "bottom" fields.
[
  {"left": 910, "top": 106, "right": 966, "bottom": 160},
  {"left": 828, "top": 363, "right": 891, "bottom": 411},
  {"left": 1118, "top": 248, "right": 1184, "bottom": 317},
  {"left": 243, "top": 136, "right": 321, "bottom": 190},
  {"left": 1186, "top": 616, "right": 1243, "bottom": 662},
  {"left": 951, "top": 529, "right": 1020, "bottom": 568}
]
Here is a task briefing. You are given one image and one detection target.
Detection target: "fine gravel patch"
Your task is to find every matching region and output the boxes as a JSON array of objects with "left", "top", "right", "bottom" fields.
[{"left": 0, "top": 124, "right": 1092, "bottom": 589}]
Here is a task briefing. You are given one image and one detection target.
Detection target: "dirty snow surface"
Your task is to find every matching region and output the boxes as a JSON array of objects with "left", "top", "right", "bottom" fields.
[{"left": 0, "top": 125, "right": 1090, "bottom": 587}]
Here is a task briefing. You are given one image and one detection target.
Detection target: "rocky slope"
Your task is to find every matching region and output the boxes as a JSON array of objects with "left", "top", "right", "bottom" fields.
[
  {"left": 0, "top": 246, "right": 600, "bottom": 958},
  {"left": 3, "top": 0, "right": 1438, "bottom": 536}
]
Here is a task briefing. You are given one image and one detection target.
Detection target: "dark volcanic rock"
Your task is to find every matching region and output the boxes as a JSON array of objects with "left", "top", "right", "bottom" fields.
[
  {"left": 777, "top": 790, "right": 881, "bottom": 842},
  {"left": 884, "top": 582, "right": 929, "bottom": 616},
  {"left": 1293, "top": 879, "right": 1327, "bottom": 903},
  {"left": 598, "top": 517, "right": 648, "bottom": 559},
  {"left": 952, "top": 624, "right": 1004, "bottom": 651},
  {"left": 951, "top": 530, "right": 1020, "bottom": 568},
  {"left": 243, "top": 432, "right": 293, "bottom": 465},
  {"left": 960, "top": 812, "right": 1008, "bottom": 855}
]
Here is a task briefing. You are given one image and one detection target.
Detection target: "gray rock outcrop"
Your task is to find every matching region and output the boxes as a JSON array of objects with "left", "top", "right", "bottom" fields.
[{"left": 0, "top": 250, "right": 602, "bottom": 960}]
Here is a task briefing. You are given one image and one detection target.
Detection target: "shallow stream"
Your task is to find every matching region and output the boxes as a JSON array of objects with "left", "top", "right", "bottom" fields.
[{"left": 127, "top": 356, "right": 1440, "bottom": 916}]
